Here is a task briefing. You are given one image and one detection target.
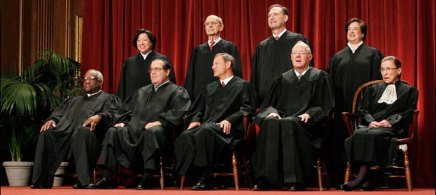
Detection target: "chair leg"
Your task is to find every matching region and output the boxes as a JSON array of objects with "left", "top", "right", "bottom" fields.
[
  {"left": 159, "top": 156, "right": 164, "bottom": 190},
  {"left": 180, "top": 176, "right": 185, "bottom": 190},
  {"left": 403, "top": 150, "right": 413, "bottom": 191},
  {"left": 317, "top": 156, "right": 323, "bottom": 191},
  {"left": 344, "top": 161, "right": 351, "bottom": 183},
  {"left": 232, "top": 151, "right": 239, "bottom": 190}
]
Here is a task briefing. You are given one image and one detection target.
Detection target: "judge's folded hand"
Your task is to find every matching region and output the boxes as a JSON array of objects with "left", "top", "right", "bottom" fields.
[
  {"left": 40, "top": 120, "right": 56, "bottom": 132},
  {"left": 82, "top": 115, "right": 102, "bottom": 131},
  {"left": 114, "top": 123, "right": 125, "bottom": 128},
  {"left": 369, "top": 121, "right": 381, "bottom": 128},
  {"left": 218, "top": 120, "right": 232, "bottom": 134},
  {"left": 379, "top": 120, "right": 392, "bottom": 128},
  {"left": 187, "top": 122, "right": 201, "bottom": 130},
  {"left": 266, "top": 113, "right": 281, "bottom": 119},
  {"left": 145, "top": 121, "right": 162, "bottom": 130},
  {"left": 298, "top": 113, "right": 311, "bottom": 123}
]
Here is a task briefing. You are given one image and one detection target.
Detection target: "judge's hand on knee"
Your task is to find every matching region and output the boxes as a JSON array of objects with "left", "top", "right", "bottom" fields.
[
  {"left": 187, "top": 122, "right": 201, "bottom": 130},
  {"left": 266, "top": 113, "right": 281, "bottom": 119},
  {"left": 82, "top": 115, "right": 102, "bottom": 131},
  {"left": 298, "top": 113, "right": 311, "bottom": 123},
  {"left": 369, "top": 121, "right": 381, "bottom": 128},
  {"left": 40, "top": 120, "right": 56, "bottom": 132},
  {"left": 218, "top": 120, "right": 231, "bottom": 134},
  {"left": 145, "top": 121, "right": 162, "bottom": 130},
  {"left": 114, "top": 123, "right": 125, "bottom": 128},
  {"left": 379, "top": 120, "right": 392, "bottom": 128}
]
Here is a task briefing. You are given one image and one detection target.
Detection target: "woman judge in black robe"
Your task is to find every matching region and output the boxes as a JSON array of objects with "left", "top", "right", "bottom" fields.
[
  {"left": 327, "top": 18, "right": 383, "bottom": 186},
  {"left": 341, "top": 56, "right": 418, "bottom": 191}
]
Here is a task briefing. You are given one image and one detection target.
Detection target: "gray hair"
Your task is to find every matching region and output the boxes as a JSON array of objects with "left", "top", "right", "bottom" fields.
[
  {"left": 88, "top": 69, "right": 103, "bottom": 82},
  {"left": 215, "top": 53, "right": 236, "bottom": 69},
  {"left": 293, "top": 41, "right": 312, "bottom": 54},
  {"left": 205, "top": 15, "right": 223, "bottom": 25}
]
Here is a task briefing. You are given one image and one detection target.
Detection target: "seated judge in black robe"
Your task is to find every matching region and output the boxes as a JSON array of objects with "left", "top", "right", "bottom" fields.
[
  {"left": 251, "top": 4, "right": 308, "bottom": 106},
  {"left": 174, "top": 53, "right": 256, "bottom": 190},
  {"left": 327, "top": 18, "right": 383, "bottom": 186},
  {"left": 117, "top": 29, "right": 176, "bottom": 101},
  {"left": 184, "top": 15, "right": 242, "bottom": 100},
  {"left": 252, "top": 42, "right": 334, "bottom": 190},
  {"left": 90, "top": 59, "right": 191, "bottom": 189},
  {"left": 340, "top": 56, "right": 418, "bottom": 191},
  {"left": 31, "top": 69, "right": 121, "bottom": 189}
]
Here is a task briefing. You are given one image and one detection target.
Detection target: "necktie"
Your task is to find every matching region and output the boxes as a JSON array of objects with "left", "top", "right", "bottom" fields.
[
  {"left": 297, "top": 74, "right": 302, "bottom": 80},
  {"left": 210, "top": 40, "right": 215, "bottom": 51},
  {"left": 221, "top": 81, "right": 225, "bottom": 87}
]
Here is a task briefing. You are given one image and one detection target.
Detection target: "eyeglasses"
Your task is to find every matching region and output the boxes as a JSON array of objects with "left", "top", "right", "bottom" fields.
[
  {"left": 380, "top": 67, "right": 398, "bottom": 73},
  {"left": 82, "top": 77, "right": 100, "bottom": 81},
  {"left": 148, "top": 67, "right": 164, "bottom": 72},
  {"left": 291, "top": 52, "right": 309, "bottom": 55}
]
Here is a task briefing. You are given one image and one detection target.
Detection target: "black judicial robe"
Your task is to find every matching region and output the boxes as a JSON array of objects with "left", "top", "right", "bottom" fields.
[
  {"left": 32, "top": 91, "right": 121, "bottom": 187},
  {"left": 98, "top": 82, "right": 190, "bottom": 171},
  {"left": 345, "top": 81, "right": 418, "bottom": 167},
  {"left": 252, "top": 67, "right": 334, "bottom": 186},
  {"left": 251, "top": 31, "right": 308, "bottom": 106},
  {"left": 184, "top": 39, "right": 242, "bottom": 99},
  {"left": 116, "top": 51, "right": 176, "bottom": 101},
  {"left": 174, "top": 76, "right": 256, "bottom": 175}
]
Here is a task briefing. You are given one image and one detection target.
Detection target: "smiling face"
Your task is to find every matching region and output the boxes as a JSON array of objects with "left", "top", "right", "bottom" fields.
[
  {"left": 268, "top": 6, "right": 288, "bottom": 30},
  {"left": 82, "top": 70, "right": 102, "bottom": 94},
  {"left": 291, "top": 43, "right": 312, "bottom": 71},
  {"left": 380, "top": 59, "right": 401, "bottom": 84},
  {"left": 204, "top": 15, "right": 223, "bottom": 36},
  {"left": 150, "top": 59, "right": 170, "bottom": 86},
  {"left": 136, "top": 33, "right": 153, "bottom": 54},
  {"left": 347, "top": 21, "right": 364, "bottom": 44}
]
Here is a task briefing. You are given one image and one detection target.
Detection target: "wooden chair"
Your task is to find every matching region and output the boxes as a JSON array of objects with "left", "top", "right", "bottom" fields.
[
  {"left": 342, "top": 80, "right": 418, "bottom": 191},
  {"left": 180, "top": 114, "right": 253, "bottom": 190}
]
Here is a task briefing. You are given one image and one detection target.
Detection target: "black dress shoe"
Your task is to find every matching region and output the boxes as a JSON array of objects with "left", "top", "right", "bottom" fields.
[
  {"left": 73, "top": 183, "right": 89, "bottom": 189},
  {"left": 87, "top": 178, "right": 117, "bottom": 189},
  {"left": 136, "top": 173, "right": 153, "bottom": 190},
  {"left": 361, "top": 178, "right": 375, "bottom": 191},
  {"left": 192, "top": 177, "right": 213, "bottom": 190},
  {"left": 340, "top": 183, "right": 359, "bottom": 191}
]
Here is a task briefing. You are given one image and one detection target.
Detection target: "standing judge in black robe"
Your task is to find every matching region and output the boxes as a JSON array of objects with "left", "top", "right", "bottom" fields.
[
  {"left": 117, "top": 29, "right": 176, "bottom": 101},
  {"left": 90, "top": 59, "right": 191, "bottom": 189},
  {"left": 184, "top": 15, "right": 242, "bottom": 100},
  {"left": 340, "top": 56, "right": 418, "bottom": 191},
  {"left": 174, "top": 53, "right": 256, "bottom": 190},
  {"left": 31, "top": 69, "right": 121, "bottom": 189},
  {"left": 327, "top": 18, "right": 383, "bottom": 186},
  {"left": 252, "top": 42, "right": 334, "bottom": 190},
  {"left": 251, "top": 4, "right": 308, "bottom": 106}
]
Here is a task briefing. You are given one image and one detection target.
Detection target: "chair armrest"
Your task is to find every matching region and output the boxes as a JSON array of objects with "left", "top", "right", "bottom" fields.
[{"left": 342, "top": 112, "right": 358, "bottom": 136}]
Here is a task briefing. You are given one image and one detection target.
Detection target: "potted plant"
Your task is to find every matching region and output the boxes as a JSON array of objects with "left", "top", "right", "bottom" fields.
[{"left": 1, "top": 51, "right": 82, "bottom": 186}]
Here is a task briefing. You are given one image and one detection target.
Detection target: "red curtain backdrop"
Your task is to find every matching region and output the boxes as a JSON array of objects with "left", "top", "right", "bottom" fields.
[{"left": 82, "top": 0, "right": 435, "bottom": 187}]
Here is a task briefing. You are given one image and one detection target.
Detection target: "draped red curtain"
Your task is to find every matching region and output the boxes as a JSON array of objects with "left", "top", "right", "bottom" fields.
[{"left": 82, "top": 0, "right": 435, "bottom": 187}]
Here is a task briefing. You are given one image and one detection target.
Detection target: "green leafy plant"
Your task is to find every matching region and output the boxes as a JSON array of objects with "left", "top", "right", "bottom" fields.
[{"left": 1, "top": 50, "right": 82, "bottom": 161}]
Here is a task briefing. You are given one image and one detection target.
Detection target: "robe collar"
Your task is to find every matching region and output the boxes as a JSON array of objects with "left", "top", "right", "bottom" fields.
[
  {"left": 140, "top": 50, "right": 152, "bottom": 60},
  {"left": 220, "top": 75, "right": 234, "bottom": 86},
  {"left": 272, "top": 28, "right": 287, "bottom": 39},
  {"left": 153, "top": 80, "right": 170, "bottom": 92},
  {"left": 347, "top": 41, "right": 363, "bottom": 53},
  {"left": 87, "top": 90, "right": 102, "bottom": 97}
]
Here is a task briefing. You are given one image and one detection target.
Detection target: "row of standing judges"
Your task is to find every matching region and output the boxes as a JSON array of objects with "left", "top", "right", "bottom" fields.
[{"left": 30, "top": 3, "right": 418, "bottom": 191}]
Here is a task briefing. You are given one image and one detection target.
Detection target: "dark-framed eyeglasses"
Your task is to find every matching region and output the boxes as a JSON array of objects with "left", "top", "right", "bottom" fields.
[
  {"left": 148, "top": 67, "right": 164, "bottom": 72},
  {"left": 380, "top": 67, "right": 398, "bottom": 73},
  {"left": 82, "top": 77, "right": 100, "bottom": 81}
]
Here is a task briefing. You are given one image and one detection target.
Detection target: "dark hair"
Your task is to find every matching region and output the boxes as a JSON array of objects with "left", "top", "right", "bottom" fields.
[
  {"left": 132, "top": 29, "right": 156, "bottom": 50},
  {"left": 382, "top": 56, "right": 402, "bottom": 68},
  {"left": 215, "top": 53, "right": 236, "bottom": 69},
  {"left": 268, "top": 4, "right": 289, "bottom": 15},
  {"left": 152, "top": 58, "right": 172, "bottom": 70},
  {"left": 345, "top": 18, "right": 367, "bottom": 41}
]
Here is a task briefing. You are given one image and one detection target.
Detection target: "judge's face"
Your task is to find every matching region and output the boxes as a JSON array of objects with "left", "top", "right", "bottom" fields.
[
  {"left": 347, "top": 22, "right": 364, "bottom": 44},
  {"left": 212, "top": 55, "right": 230, "bottom": 79},
  {"left": 82, "top": 70, "right": 102, "bottom": 94},
  {"left": 136, "top": 33, "right": 153, "bottom": 54},
  {"left": 291, "top": 43, "right": 312, "bottom": 71},
  {"left": 204, "top": 16, "right": 223, "bottom": 36},
  {"left": 381, "top": 60, "right": 401, "bottom": 84},
  {"left": 268, "top": 7, "right": 288, "bottom": 30},
  {"left": 150, "top": 59, "right": 170, "bottom": 86}
]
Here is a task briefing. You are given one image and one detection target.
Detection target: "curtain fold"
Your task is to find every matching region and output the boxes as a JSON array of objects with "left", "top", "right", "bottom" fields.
[{"left": 82, "top": 0, "right": 435, "bottom": 187}]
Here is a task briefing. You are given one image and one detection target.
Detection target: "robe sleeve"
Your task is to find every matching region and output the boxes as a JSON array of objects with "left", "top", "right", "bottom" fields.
[
  {"left": 250, "top": 45, "right": 261, "bottom": 105},
  {"left": 158, "top": 87, "right": 192, "bottom": 127},
  {"left": 305, "top": 71, "right": 334, "bottom": 124},
  {"left": 183, "top": 47, "right": 198, "bottom": 98},
  {"left": 116, "top": 61, "right": 128, "bottom": 100},
  {"left": 370, "top": 49, "right": 383, "bottom": 81},
  {"left": 254, "top": 77, "right": 282, "bottom": 125},
  {"left": 224, "top": 83, "right": 256, "bottom": 124},
  {"left": 231, "top": 45, "right": 243, "bottom": 78},
  {"left": 47, "top": 97, "right": 75, "bottom": 123},
  {"left": 358, "top": 86, "right": 377, "bottom": 124},
  {"left": 185, "top": 88, "right": 206, "bottom": 124},
  {"left": 386, "top": 87, "right": 418, "bottom": 127},
  {"left": 96, "top": 94, "right": 122, "bottom": 129}
]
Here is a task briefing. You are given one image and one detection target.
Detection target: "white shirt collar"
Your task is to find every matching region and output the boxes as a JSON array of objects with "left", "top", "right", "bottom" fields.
[
  {"left": 153, "top": 80, "right": 170, "bottom": 92},
  {"left": 140, "top": 50, "right": 152, "bottom": 60},
  {"left": 347, "top": 41, "right": 364, "bottom": 53},
  {"left": 220, "top": 76, "right": 234, "bottom": 86},
  {"left": 294, "top": 67, "right": 310, "bottom": 78},
  {"left": 87, "top": 90, "right": 102, "bottom": 97},
  {"left": 208, "top": 37, "right": 222, "bottom": 46},
  {"left": 273, "top": 29, "right": 287, "bottom": 39}
]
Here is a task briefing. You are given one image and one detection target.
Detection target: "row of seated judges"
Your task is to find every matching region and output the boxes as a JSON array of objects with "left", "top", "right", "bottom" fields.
[{"left": 30, "top": 4, "right": 418, "bottom": 191}]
